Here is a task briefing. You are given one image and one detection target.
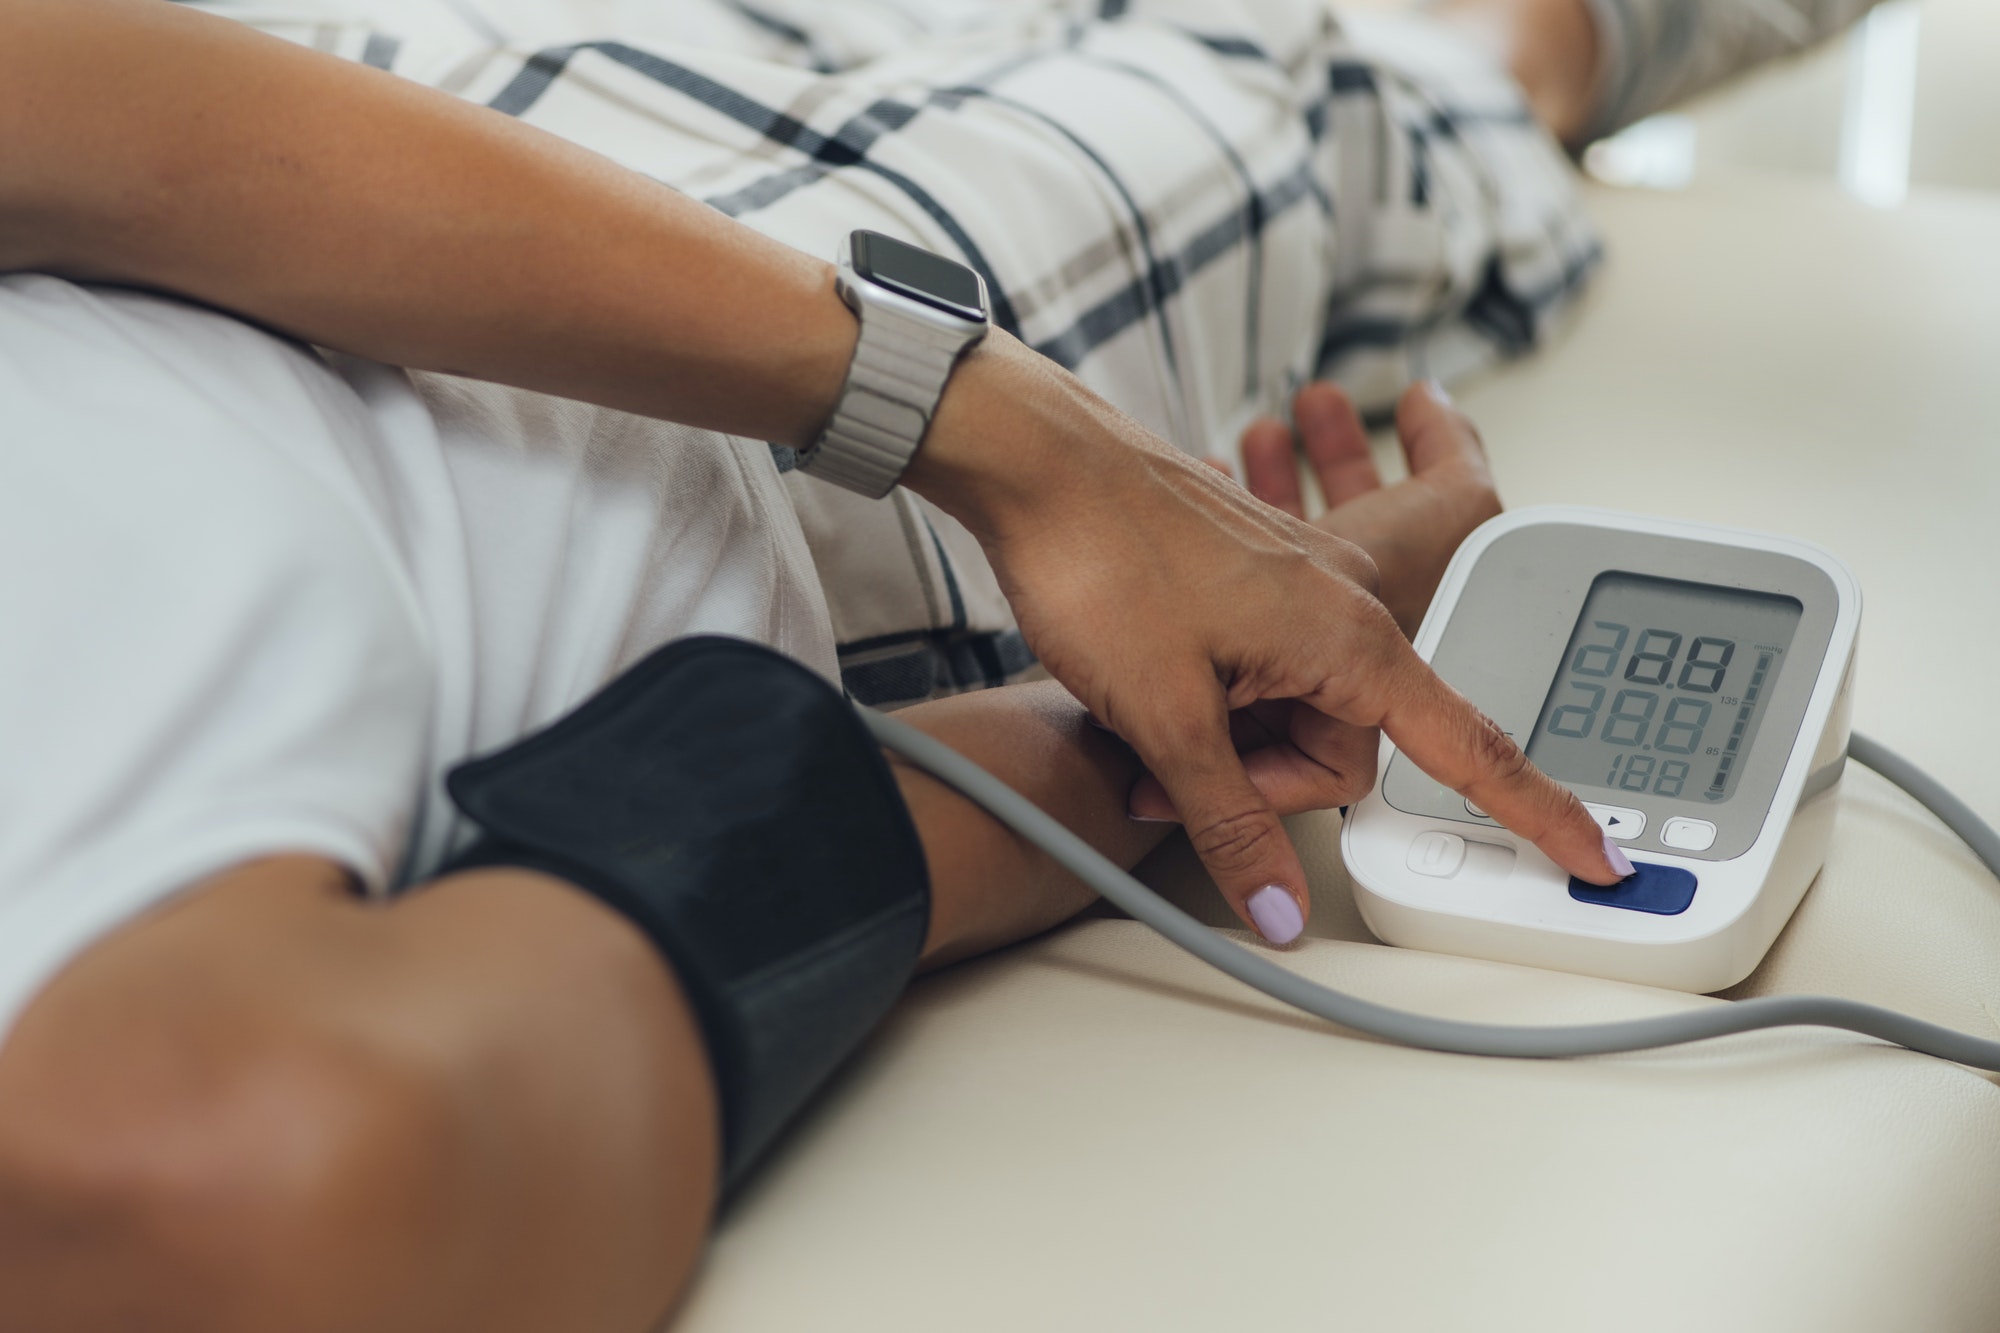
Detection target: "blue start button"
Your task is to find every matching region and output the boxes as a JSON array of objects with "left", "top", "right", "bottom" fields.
[{"left": 1569, "top": 863, "right": 1699, "bottom": 916}]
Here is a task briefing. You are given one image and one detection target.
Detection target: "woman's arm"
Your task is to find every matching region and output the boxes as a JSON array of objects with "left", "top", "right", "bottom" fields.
[
  {"left": 0, "top": 0, "right": 1627, "bottom": 921},
  {"left": 0, "top": 0, "right": 853, "bottom": 448},
  {"left": 0, "top": 386, "right": 1533, "bottom": 1331}
]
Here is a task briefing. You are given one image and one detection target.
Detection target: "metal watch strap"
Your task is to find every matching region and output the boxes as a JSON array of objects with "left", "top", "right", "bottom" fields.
[{"left": 805, "top": 307, "right": 966, "bottom": 500}]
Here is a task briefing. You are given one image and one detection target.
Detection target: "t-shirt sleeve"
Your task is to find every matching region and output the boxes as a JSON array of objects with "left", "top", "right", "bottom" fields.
[{"left": 0, "top": 276, "right": 433, "bottom": 1042}]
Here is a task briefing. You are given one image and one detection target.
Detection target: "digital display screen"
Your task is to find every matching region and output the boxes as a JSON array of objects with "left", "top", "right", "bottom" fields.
[
  {"left": 851, "top": 230, "right": 984, "bottom": 321},
  {"left": 1526, "top": 574, "right": 1803, "bottom": 805}
]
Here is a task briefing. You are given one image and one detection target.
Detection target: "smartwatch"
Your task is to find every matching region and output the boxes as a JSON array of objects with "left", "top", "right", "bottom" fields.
[{"left": 797, "top": 230, "right": 992, "bottom": 499}]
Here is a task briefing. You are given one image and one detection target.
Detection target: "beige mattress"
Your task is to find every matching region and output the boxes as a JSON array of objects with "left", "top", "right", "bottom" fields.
[{"left": 672, "top": 178, "right": 2000, "bottom": 1333}]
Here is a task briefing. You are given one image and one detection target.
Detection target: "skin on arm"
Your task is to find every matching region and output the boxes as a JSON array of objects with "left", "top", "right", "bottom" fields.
[
  {"left": 0, "top": 689, "right": 1185, "bottom": 1331},
  {"left": 908, "top": 683, "right": 1182, "bottom": 967},
  {"left": 924, "top": 380, "right": 1624, "bottom": 936},
  {"left": 0, "top": 0, "right": 1625, "bottom": 922},
  {"left": 0, "top": 857, "right": 723, "bottom": 1333},
  {"left": 0, "top": 381, "right": 1593, "bottom": 1329}
]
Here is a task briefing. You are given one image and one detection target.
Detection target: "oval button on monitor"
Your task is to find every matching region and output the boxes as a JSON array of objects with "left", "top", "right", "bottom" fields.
[
  {"left": 1407, "top": 831, "right": 1467, "bottom": 878},
  {"left": 1660, "top": 816, "right": 1718, "bottom": 851}
]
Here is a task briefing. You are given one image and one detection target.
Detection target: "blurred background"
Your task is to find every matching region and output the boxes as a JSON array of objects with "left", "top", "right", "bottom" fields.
[
  {"left": 1582, "top": 0, "right": 1997, "bottom": 204},
  {"left": 1370, "top": 0, "right": 2000, "bottom": 818}
]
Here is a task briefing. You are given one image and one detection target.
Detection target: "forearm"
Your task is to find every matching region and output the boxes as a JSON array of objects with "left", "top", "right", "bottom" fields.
[
  {"left": 0, "top": 0, "right": 852, "bottom": 448},
  {"left": 891, "top": 681, "right": 1175, "bottom": 971}
]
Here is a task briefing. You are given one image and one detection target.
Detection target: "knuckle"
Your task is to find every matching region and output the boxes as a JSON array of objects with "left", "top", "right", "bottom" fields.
[
  {"left": 1338, "top": 746, "right": 1381, "bottom": 804},
  {"left": 1468, "top": 477, "right": 1502, "bottom": 523},
  {"left": 1518, "top": 783, "right": 1593, "bottom": 848},
  {"left": 1354, "top": 552, "right": 1382, "bottom": 598},
  {"left": 1319, "top": 727, "right": 1380, "bottom": 804},
  {"left": 1338, "top": 543, "right": 1382, "bottom": 598},
  {"left": 1301, "top": 528, "right": 1379, "bottom": 600},
  {"left": 1550, "top": 784, "right": 1594, "bottom": 829},
  {"left": 1308, "top": 599, "right": 1410, "bottom": 724},
  {"left": 1346, "top": 589, "right": 1406, "bottom": 662},
  {"left": 1189, "top": 807, "right": 1283, "bottom": 878},
  {"left": 1147, "top": 696, "right": 1224, "bottom": 756},
  {"left": 1328, "top": 764, "right": 1376, "bottom": 806},
  {"left": 1468, "top": 711, "right": 1528, "bottom": 783},
  {"left": 1273, "top": 701, "right": 1378, "bottom": 808}
]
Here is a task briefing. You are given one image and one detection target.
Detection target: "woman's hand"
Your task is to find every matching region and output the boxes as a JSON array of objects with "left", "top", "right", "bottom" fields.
[
  {"left": 1124, "top": 378, "right": 1505, "bottom": 830},
  {"left": 907, "top": 343, "right": 1628, "bottom": 943},
  {"left": 0, "top": 0, "right": 1623, "bottom": 944}
]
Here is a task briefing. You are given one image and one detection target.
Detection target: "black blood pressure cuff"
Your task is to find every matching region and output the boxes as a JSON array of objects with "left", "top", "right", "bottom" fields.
[{"left": 439, "top": 636, "right": 931, "bottom": 1194}]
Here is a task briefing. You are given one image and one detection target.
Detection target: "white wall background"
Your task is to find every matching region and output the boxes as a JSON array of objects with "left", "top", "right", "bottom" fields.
[{"left": 1589, "top": 0, "right": 2000, "bottom": 203}]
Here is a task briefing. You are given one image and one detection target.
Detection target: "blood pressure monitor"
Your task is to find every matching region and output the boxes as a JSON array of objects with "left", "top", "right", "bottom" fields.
[{"left": 1340, "top": 507, "right": 1860, "bottom": 993}]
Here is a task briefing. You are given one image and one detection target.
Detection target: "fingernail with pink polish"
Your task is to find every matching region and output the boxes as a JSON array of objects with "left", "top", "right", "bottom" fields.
[
  {"left": 1603, "top": 835, "right": 1635, "bottom": 879},
  {"left": 1425, "top": 378, "right": 1453, "bottom": 406},
  {"left": 1248, "top": 885, "right": 1304, "bottom": 945}
]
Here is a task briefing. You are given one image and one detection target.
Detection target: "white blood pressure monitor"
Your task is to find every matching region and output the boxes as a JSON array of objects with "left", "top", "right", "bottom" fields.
[{"left": 1341, "top": 507, "right": 1860, "bottom": 994}]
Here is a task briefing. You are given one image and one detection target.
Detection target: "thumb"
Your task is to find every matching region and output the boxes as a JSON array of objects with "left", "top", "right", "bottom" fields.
[{"left": 1127, "top": 695, "right": 1310, "bottom": 945}]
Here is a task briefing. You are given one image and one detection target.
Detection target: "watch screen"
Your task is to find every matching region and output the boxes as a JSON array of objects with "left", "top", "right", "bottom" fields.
[
  {"left": 1526, "top": 573, "right": 1804, "bottom": 805},
  {"left": 851, "top": 230, "right": 985, "bottom": 321}
]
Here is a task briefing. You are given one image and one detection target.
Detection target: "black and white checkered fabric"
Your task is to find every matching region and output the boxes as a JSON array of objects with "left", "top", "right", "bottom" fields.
[{"left": 201, "top": 0, "right": 1599, "bottom": 706}]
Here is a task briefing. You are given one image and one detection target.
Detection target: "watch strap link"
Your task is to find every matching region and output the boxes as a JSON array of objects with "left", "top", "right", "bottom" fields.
[{"left": 806, "top": 310, "right": 964, "bottom": 500}]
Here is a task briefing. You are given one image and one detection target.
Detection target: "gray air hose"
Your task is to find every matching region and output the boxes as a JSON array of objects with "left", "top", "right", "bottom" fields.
[{"left": 861, "top": 709, "right": 2000, "bottom": 1070}]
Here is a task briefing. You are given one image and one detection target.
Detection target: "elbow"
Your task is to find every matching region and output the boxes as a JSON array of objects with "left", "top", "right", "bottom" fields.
[{"left": 0, "top": 1020, "right": 466, "bottom": 1332}]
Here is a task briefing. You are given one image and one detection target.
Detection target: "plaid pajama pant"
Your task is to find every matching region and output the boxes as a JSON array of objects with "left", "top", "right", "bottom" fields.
[{"left": 202, "top": 0, "right": 1599, "bottom": 705}]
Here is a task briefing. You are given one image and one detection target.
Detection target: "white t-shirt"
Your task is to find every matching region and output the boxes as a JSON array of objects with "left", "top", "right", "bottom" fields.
[{"left": 0, "top": 275, "right": 838, "bottom": 1039}]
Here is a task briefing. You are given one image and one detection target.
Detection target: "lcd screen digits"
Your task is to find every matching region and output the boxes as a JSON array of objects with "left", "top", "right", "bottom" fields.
[{"left": 1526, "top": 574, "right": 1804, "bottom": 805}]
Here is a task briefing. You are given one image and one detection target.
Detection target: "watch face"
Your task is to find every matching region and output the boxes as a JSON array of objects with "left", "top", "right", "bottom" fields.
[{"left": 850, "top": 230, "right": 987, "bottom": 323}]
